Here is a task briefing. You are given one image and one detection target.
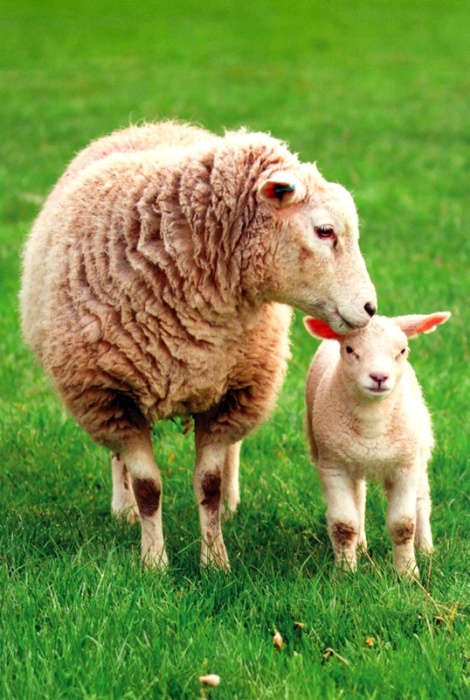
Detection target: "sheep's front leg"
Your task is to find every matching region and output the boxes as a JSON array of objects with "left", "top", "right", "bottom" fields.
[
  {"left": 120, "top": 430, "right": 168, "bottom": 569},
  {"left": 221, "top": 440, "right": 242, "bottom": 518},
  {"left": 194, "top": 440, "right": 230, "bottom": 570},
  {"left": 319, "top": 465, "right": 360, "bottom": 571},
  {"left": 385, "top": 468, "right": 419, "bottom": 576},
  {"left": 111, "top": 452, "right": 139, "bottom": 524}
]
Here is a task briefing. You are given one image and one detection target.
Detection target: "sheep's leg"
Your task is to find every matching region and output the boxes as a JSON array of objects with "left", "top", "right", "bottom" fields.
[
  {"left": 194, "top": 439, "right": 230, "bottom": 570},
  {"left": 385, "top": 470, "right": 419, "bottom": 576},
  {"left": 415, "top": 468, "right": 433, "bottom": 553},
  {"left": 111, "top": 452, "right": 139, "bottom": 524},
  {"left": 221, "top": 440, "right": 242, "bottom": 518},
  {"left": 354, "top": 478, "right": 368, "bottom": 552},
  {"left": 121, "top": 430, "right": 168, "bottom": 569},
  {"left": 319, "top": 466, "right": 360, "bottom": 571}
]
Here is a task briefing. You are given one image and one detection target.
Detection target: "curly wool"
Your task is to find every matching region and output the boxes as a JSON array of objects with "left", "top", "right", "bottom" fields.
[{"left": 21, "top": 122, "right": 302, "bottom": 446}]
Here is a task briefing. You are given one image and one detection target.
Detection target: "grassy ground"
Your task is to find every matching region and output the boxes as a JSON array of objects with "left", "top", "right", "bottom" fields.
[{"left": 1, "top": 0, "right": 469, "bottom": 697}]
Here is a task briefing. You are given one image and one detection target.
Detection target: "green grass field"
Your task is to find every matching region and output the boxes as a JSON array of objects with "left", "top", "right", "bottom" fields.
[{"left": 1, "top": 0, "right": 469, "bottom": 697}]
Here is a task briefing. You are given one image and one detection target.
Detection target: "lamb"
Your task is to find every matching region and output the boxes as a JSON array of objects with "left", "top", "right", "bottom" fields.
[
  {"left": 20, "top": 120, "right": 377, "bottom": 571},
  {"left": 304, "top": 311, "right": 450, "bottom": 575}
]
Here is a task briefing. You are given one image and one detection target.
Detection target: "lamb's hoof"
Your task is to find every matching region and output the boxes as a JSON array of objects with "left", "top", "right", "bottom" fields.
[{"left": 396, "top": 561, "right": 420, "bottom": 581}]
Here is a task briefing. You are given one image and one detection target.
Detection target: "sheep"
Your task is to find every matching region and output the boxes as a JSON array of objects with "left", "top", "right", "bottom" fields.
[
  {"left": 20, "top": 120, "right": 377, "bottom": 571},
  {"left": 304, "top": 311, "right": 451, "bottom": 576}
]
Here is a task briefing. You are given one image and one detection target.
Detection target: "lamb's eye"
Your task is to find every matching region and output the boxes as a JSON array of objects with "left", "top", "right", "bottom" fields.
[
  {"left": 400, "top": 348, "right": 406, "bottom": 355},
  {"left": 315, "top": 225, "right": 336, "bottom": 240},
  {"left": 346, "top": 345, "right": 354, "bottom": 354}
]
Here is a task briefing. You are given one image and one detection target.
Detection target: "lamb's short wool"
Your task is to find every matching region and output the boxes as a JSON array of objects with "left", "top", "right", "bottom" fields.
[
  {"left": 20, "top": 120, "right": 377, "bottom": 569},
  {"left": 304, "top": 312, "right": 450, "bottom": 575}
]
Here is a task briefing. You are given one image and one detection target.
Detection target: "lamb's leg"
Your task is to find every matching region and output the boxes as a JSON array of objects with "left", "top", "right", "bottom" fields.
[
  {"left": 111, "top": 452, "right": 139, "bottom": 524},
  {"left": 221, "top": 440, "right": 242, "bottom": 518},
  {"left": 194, "top": 438, "right": 230, "bottom": 570},
  {"left": 319, "top": 466, "right": 360, "bottom": 571},
  {"left": 385, "top": 470, "right": 419, "bottom": 576},
  {"left": 415, "top": 469, "right": 433, "bottom": 553},
  {"left": 354, "top": 478, "right": 368, "bottom": 552},
  {"left": 120, "top": 430, "right": 168, "bottom": 569}
]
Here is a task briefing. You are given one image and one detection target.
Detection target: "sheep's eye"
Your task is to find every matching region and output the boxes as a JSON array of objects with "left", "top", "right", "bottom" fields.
[
  {"left": 315, "top": 225, "right": 336, "bottom": 240},
  {"left": 346, "top": 345, "right": 354, "bottom": 354}
]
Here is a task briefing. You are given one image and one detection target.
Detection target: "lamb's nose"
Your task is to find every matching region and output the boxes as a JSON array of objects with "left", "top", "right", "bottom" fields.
[
  {"left": 364, "top": 302, "right": 377, "bottom": 317},
  {"left": 370, "top": 373, "right": 388, "bottom": 386}
]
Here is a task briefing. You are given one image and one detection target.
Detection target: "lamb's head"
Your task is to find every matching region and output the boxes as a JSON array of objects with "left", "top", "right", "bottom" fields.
[
  {"left": 304, "top": 312, "right": 451, "bottom": 399},
  {"left": 250, "top": 164, "right": 377, "bottom": 334}
]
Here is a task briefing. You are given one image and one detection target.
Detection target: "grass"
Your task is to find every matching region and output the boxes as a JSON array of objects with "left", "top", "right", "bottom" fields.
[{"left": 1, "top": 0, "right": 469, "bottom": 697}]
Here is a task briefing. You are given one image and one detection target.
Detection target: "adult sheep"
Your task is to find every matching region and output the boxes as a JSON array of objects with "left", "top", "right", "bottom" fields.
[{"left": 20, "top": 121, "right": 377, "bottom": 570}]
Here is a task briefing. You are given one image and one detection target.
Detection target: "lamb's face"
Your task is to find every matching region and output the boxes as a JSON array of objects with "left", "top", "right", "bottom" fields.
[
  {"left": 339, "top": 319, "right": 409, "bottom": 399},
  {"left": 255, "top": 165, "right": 377, "bottom": 334}
]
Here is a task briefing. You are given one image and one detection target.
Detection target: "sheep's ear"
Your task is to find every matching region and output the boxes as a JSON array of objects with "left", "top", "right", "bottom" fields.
[
  {"left": 304, "top": 317, "right": 343, "bottom": 341},
  {"left": 396, "top": 312, "right": 451, "bottom": 338},
  {"left": 258, "top": 171, "right": 306, "bottom": 209}
]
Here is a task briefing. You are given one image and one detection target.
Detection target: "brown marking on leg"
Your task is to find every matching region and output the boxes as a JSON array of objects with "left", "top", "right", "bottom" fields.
[
  {"left": 133, "top": 478, "right": 161, "bottom": 518},
  {"left": 113, "top": 452, "right": 131, "bottom": 491},
  {"left": 332, "top": 522, "right": 357, "bottom": 547},
  {"left": 201, "top": 471, "right": 222, "bottom": 514},
  {"left": 391, "top": 521, "right": 415, "bottom": 545}
]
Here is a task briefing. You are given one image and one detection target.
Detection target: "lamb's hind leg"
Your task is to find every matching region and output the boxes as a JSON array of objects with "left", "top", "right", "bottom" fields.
[
  {"left": 120, "top": 429, "right": 168, "bottom": 569},
  {"left": 415, "top": 468, "right": 433, "bottom": 553},
  {"left": 354, "top": 478, "right": 368, "bottom": 552}
]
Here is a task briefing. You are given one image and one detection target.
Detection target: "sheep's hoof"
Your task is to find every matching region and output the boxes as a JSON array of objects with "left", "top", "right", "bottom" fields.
[
  {"left": 221, "top": 498, "right": 240, "bottom": 521},
  {"left": 112, "top": 504, "right": 140, "bottom": 525},
  {"left": 141, "top": 548, "right": 169, "bottom": 571},
  {"left": 200, "top": 542, "right": 231, "bottom": 572}
]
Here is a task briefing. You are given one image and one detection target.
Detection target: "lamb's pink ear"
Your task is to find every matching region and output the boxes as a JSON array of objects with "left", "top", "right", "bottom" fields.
[
  {"left": 395, "top": 312, "right": 451, "bottom": 338},
  {"left": 258, "top": 171, "right": 305, "bottom": 209},
  {"left": 304, "top": 317, "right": 343, "bottom": 341}
]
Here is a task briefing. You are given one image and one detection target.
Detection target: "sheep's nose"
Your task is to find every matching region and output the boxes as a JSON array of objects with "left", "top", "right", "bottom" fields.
[
  {"left": 370, "top": 373, "right": 388, "bottom": 385},
  {"left": 364, "top": 302, "right": 377, "bottom": 317}
]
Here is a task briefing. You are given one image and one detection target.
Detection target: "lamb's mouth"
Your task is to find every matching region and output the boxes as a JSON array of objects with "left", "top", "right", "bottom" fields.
[{"left": 366, "top": 386, "right": 390, "bottom": 396}]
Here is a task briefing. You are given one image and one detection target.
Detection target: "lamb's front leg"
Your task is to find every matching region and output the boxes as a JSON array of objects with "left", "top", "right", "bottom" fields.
[
  {"left": 193, "top": 439, "right": 230, "bottom": 570},
  {"left": 120, "top": 430, "right": 168, "bottom": 569},
  {"left": 319, "top": 465, "right": 360, "bottom": 571},
  {"left": 385, "top": 467, "right": 419, "bottom": 576}
]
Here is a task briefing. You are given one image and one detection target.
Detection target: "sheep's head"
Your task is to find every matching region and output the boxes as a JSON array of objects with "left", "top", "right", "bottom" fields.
[
  {"left": 304, "top": 312, "right": 451, "bottom": 399},
  {"left": 250, "top": 164, "right": 377, "bottom": 334}
]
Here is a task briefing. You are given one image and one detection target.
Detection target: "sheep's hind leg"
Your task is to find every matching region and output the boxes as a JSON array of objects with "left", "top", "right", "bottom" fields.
[
  {"left": 121, "top": 430, "right": 168, "bottom": 569},
  {"left": 111, "top": 452, "right": 139, "bottom": 524},
  {"left": 194, "top": 437, "right": 231, "bottom": 571},
  {"left": 221, "top": 440, "right": 242, "bottom": 519}
]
